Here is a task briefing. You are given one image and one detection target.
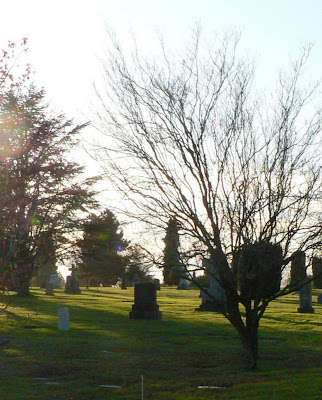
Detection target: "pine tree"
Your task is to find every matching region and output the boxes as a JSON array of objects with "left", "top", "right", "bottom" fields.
[
  {"left": 78, "top": 209, "right": 129, "bottom": 287},
  {"left": 0, "top": 86, "right": 97, "bottom": 295}
]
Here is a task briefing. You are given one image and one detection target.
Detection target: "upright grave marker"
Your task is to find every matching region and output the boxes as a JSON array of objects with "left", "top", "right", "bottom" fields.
[
  {"left": 129, "top": 282, "right": 162, "bottom": 320},
  {"left": 177, "top": 266, "right": 190, "bottom": 290},
  {"left": 121, "top": 275, "right": 127, "bottom": 290},
  {"left": 312, "top": 257, "right": 322, "bottom": 289},
  {"left": 290, "top": 251, "right": 307, "bottom": 287},
  {"left": 153, "top": 278, "right": 161, "bottom": 290},
  {"left": 48, "top": 274, "right": 62, "bottom": 288},
  {"left": 45, "top": 282, "right": 54, "bottom": 296},
  {"left": 65, "top": 264, "right": 81, "bottom": 294},
  {"left": 197, "top": 258, "right": 226, "bottom": 311},
  {"left": 289, "top": 251, "right": 314, "bottom": 313},
  {"left": 298, "top": 279, "right": 315, "bottom": 313},
  {"left": 58, "top": 308, "right": 70, "bottom": 330}
]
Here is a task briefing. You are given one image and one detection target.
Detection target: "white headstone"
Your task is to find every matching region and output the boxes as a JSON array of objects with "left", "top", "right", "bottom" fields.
[
  {"left": 58, "top": 307, "right": 70, "bottom": 330},
  {"left": 177, "top": 266, "right": 190, "bottom": 290},
  {"left": 48, "top": 274, "right": 62, "bottom": 288}
]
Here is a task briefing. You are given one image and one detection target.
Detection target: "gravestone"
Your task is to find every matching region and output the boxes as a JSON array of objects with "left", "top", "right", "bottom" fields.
[
  {"left": 65, "top": 276, "right": 81, "bottom": 294},
  {"left": 197, "top": 258, "right": 226, "bottom": 312},
  {"left": 298, "top": 279, "right": 314, "bottom": 313},
  {"left": 312, "top": 257, "right": 322, "bottom": 289},
  {"left": 290, "top": 251, "right": 307, "bottom": 287},
  {"left": 153, "top": 278, "right": 161, "bottom": 290},
  {"left": 65, "top": 264, "right": 81, "bottom": 294},
  {"left": 317, "top": 294, "right": 322, "bottom": 304},
  {"left": 48, "top": 274, "right": 62, "bottom": 288},
  {"left": 45, "top": 282, "right": 54, "bottom": 296},
  {"left": 58, "top": 307, "right": 70, "bottom": 330},
  {"left": 177, "top": 266, "right": 190, "bottom": 290},
  {"left": 121, "top": 275, "right": 127, "bottom": 290},
  {"left": 129, "top": 282, "right": 162, "bottom": 320}
]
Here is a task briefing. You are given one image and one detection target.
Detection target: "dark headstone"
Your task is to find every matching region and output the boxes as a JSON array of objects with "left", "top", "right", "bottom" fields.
[
  {"left": 298, "top": 279, "right": 314, "bottom": 313},
  {"left": 290, "top": 251, "right": 307, "bottom": 287},
  {"left": 121, "top": 275, "right": 127, "bottom": 290},
  {"left": 65, "top": 275, "right": 81, "bottom": 294},
  {"left": 129, "top": 283, "right": 162, "bottom": 320},
  {"left": 312, "top": 257, "right": 322, "bottom": 289},
  {"left": 317, "top": 294, "right": 322, "bottom": 304},
  {"left": 153, "top": 278, "right": 161, "bottom": 290}
]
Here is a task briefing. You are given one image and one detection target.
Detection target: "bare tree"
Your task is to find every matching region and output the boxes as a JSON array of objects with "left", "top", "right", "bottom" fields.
[{"left": 93, "top": 30, "right": 322, "bottom": 368}]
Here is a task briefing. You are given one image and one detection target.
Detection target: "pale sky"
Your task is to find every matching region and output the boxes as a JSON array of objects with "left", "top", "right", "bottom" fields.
[
  {"left": 1, "top": 0, "right": 321, "bottom": 119},
  {"left": 1, "top": 0, "right": 321, "bottom": 278}
]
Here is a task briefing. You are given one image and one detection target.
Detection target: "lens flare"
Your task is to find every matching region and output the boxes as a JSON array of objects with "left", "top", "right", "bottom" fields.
[
  {"left": 32, "top": 216, "right": 41, "bottom": 225},
  {"left": 98, "top": 232, "right": 109, "bottom": 242}
]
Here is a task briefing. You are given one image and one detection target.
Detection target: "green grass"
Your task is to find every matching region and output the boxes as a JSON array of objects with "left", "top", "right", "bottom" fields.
[{"left": 0, "top": 287, "right": 321, "bottom": 399}]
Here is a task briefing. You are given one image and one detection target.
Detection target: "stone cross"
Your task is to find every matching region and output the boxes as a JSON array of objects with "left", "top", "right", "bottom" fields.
[{"left": 69, "top": 264, "right": 78, "bottom": 277}]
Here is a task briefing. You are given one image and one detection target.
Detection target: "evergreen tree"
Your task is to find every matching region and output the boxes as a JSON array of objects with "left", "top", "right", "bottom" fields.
[
  {"left": 0, "top": 85, "right": 97, "bottom": 295},
  {"left": 125, "top": 244, "right": 152, "bottom": 284},
  {"left": 163, "top": 217, "right": 181, "bottom": 285},
  {"left": 78, "top": 209, "right": 129, "bottom": 287}
]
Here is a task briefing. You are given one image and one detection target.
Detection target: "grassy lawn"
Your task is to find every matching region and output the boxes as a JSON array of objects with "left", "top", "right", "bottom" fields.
[{"left": 0, "top": 287, "right": 321, "bottom": 399}]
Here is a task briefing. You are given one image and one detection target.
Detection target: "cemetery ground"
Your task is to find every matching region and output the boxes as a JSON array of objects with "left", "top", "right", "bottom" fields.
[{"left": 0, "top": 287, "right": 321, "bottom": 400}]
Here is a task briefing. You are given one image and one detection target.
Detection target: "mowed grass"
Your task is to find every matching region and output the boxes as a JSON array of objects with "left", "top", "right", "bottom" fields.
[{"left": 0, "top": 287, "right": 321, "bottom": 399}]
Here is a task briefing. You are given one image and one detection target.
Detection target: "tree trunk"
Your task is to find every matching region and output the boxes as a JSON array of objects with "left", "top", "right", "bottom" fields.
[
  {"left": 239, "top": 326, "right": 259, "bottom": 369},
  {"left": 227, "top": 297, "right": 260, "bottom": 369},
  {"left": 11, "top": 263, "right": 33, "bottom": 296},
  {"left": 17, "top": 279, "right": 31, "bottom": 296},
  {"left": 239, "top": 305, "right": 260, "bottom": 369}
]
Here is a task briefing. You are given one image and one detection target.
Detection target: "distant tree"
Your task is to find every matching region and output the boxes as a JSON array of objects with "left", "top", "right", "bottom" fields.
[
  {"left": 0, "top": 42, "right": 98, "bottom": 295},
  {"left": 94, "top": 30, "right": 322, "bottom": 368},
  {"left": 125, "top": 244, "right": 153, "bottom": 284},
  {"left": 78, "top": 209, "right": 129, "bottom": 287},
  {"left": 163, "top": 217, "right": 182, "bottom": 285}
]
